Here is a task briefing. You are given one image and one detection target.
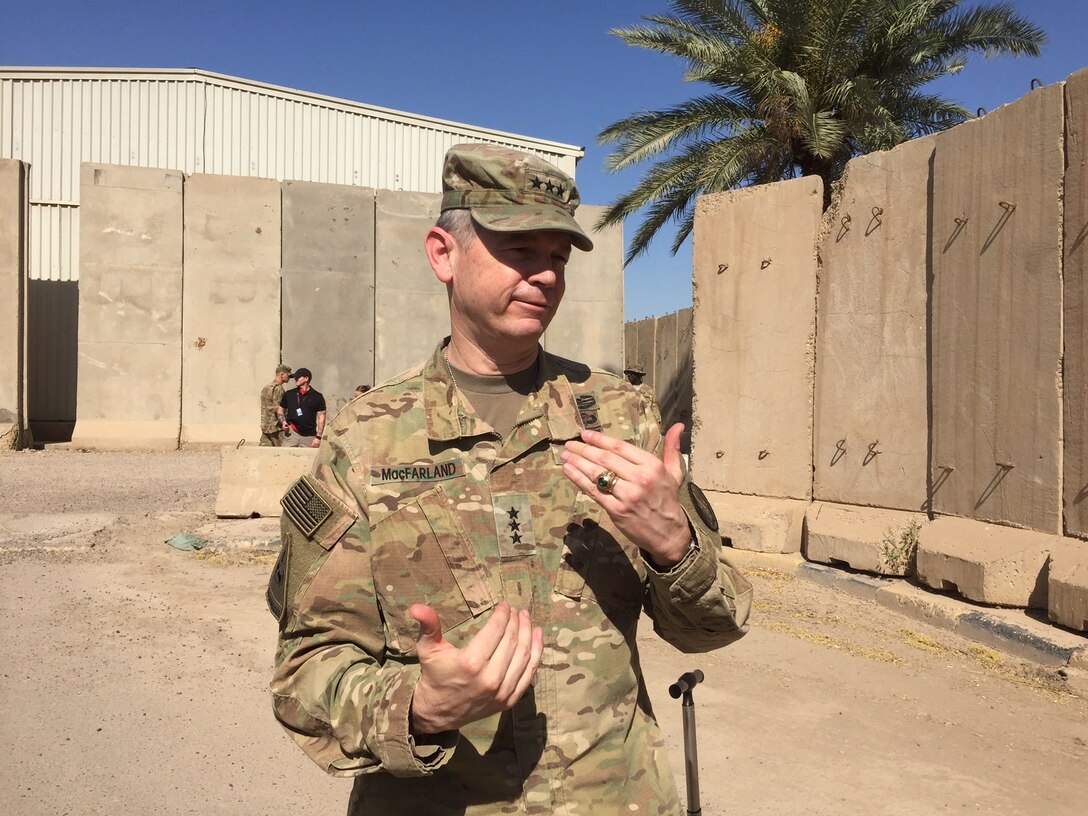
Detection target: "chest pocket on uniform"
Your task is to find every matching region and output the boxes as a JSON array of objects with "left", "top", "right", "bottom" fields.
[
  {"left": 554, "top": 494, "right": 648, "bottom": 630},
  {"left": 370, "top": 487, "right": 494, "bottom": 656}
]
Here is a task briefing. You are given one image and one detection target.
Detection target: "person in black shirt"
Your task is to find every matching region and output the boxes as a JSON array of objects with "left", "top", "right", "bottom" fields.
[{"left": 277, "top": 368, "right": 327, "bottom": 449}]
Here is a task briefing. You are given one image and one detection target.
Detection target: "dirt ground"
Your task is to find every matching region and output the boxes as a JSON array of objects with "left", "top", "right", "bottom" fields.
[{"left": 1, "top": 450, "right": 1085, "bottom": 816}]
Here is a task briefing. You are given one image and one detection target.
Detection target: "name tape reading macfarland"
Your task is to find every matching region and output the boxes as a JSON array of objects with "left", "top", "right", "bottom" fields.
[{"left": 370, "top": 460, "right": 466, "bottom": 484}]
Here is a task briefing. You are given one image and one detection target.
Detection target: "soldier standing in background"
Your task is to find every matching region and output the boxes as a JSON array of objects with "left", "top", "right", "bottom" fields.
[
  {"left": 269, "top": 144, "right": 751, "bottom": 815},
  {"left": 625, "top": 364, "right": 663, "bottom": 430},
  {"left": 259, "top": 364, "right": 292, "bottom": 446}
]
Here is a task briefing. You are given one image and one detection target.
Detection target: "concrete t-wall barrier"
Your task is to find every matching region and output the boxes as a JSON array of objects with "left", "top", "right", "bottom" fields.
[
  {"left": 621, "top": 308, "right": 693, "bottom": 437},
  {"left": 931, "top": 83, "right": 1064, "bottom": 534},
  {"left": 1065, "top": 68, "right": 1088, "bottom": 540},
  {"left": 373, "top": 190, "right": 444, "bottom": 383},
  {"left": 543, "top": 205, "right": 623, "bottom": 373},
  {"left": 633, "top": 318, "right": 656, "bottom": 382},
  {"left": 71, "top": 165, "right": 185, "bottom": 451},
  {"left": 0, "top": 160, "right": 27, "bottom": 449},
  {"left": 813, "top": 137, "right": 933, "bottom": 511},
  {"left": 692, "top": 176, "right": 823, "bottom": 500},
  {"left": 181, "top": 174, "right": 281, "bottom": 448},
  {"left": 281, "top": 181, "right": 375, "bottom": 415}
]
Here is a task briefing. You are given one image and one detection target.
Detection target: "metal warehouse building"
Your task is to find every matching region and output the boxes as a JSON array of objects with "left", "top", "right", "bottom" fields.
[{"left": 0, "top": 66, "right": 585, "bottom": 439}]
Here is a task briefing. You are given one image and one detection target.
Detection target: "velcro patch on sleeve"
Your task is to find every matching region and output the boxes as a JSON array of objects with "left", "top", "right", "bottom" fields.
[{"left": 281, "top": 477, "right": 333, "bottom": 537}]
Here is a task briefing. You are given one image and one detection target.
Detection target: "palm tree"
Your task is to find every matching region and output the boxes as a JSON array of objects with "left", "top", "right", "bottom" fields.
[{"left": 598, "top": 0, "right": 1046, "bottom": 265}]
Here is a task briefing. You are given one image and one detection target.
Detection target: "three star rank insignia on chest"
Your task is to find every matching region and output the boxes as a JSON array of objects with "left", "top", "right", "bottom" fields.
[{"left": 493, "top": 494, "right": 537, "bottom": 561}]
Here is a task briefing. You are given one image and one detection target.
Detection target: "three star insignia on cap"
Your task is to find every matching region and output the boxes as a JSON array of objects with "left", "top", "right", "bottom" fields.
[{"left": 529, "top": 175, "right": 566, "bottom": 196}]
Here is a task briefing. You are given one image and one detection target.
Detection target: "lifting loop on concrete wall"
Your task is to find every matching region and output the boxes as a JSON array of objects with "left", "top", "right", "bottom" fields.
[
  {"left": 758, "top": 449, "right": 769, "bottom": 460},
  {"left": 760, "top": 258, "right": 772, "bottom": 269},
  {"left": 863, "top": 441, "right": 881, "bottom": 466},
  {"left": 837, "top": 214, "right": 852, "bottom": 242},
  {"left": 717, "top": 263, "right": 729, "bottom": 275},
  {"left": 998, "top": 201, "right": 1017, "bottom": 213},
  {"left": 866, "top": 206, "right": 884, "bottom": 236},
  {"left": 715, "top": 450, "right": 725, "bottom": 459},
  {"left": 830, "top": 438, "right": 847, "bottom": 467},
  {"left": 237, "top": 438, "right": 246, "bottom": 448},
  {"left": 976, "top": 107, "right": 986, "bottom": 117},
  {"left": 1031, "top": 77, "right": 1042, "bottom": 89}
]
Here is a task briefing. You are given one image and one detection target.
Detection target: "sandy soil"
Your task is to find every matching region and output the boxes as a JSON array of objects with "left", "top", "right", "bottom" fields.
[{"left": 1, "top": 450, "right": 1085, "bottom": 815}]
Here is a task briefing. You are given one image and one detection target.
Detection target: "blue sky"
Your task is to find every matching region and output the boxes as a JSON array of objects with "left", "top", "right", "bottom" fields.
[{"left": 2, "top": 0, "right": 1084, "bottom": 320}]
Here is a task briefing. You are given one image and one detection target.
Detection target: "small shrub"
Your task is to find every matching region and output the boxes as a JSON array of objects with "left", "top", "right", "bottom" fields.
[{"left": 880, "top": 519, "right": 922, "bottom": 574}]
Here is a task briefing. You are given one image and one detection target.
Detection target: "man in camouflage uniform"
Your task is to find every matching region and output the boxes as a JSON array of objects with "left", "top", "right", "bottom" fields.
[
  {"left": 624, "top": 364, "right": 663, "bottom": 431},
  {"left": 259, "top": 364, "right": 292, "bottom": 446},
  {"left": 269, "top": 143, "right": 752, "bottom": 815}
]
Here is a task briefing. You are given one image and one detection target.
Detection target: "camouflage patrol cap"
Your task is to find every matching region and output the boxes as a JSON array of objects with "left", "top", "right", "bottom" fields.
[
  {"left": 275, "top": 364, "right": 292, "bottom": 375},
  {"left": 624, "top": 364, "right": 646, "bottom": 376},
  {"left": 441, "top": 143, "right": 594, "bottom": 252}
]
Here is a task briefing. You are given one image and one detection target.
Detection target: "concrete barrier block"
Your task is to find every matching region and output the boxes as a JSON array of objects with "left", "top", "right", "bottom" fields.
[
  {"left": 1064, "top": 68, "right": 1088, "bottom": 539},
  {"left": 373, "top": 190, "right": 443, "bottom": 382},
  {"left": 692, "top": 176, "right": 822, "bottom": 499},
  {"left": 73, "top": 164, "right": 185, "bottom": 451},
  {"left": 813, "top": 137, "right": 933, "bottom": 510},
  {"left": 1048, "top": 541, "right": 1088, "bottom": 632},
  {"left": 633, "top": 318, "right": 656, "bottom": 382},
  {"left": 915, "top": 516, "right": 1054, "bottom": 609},
  {"left": 215, "top": 445, "right": 317, "bottom": 518},
  {"left": 0, "top": 160, "right": 28, "bottom": 449},
  {"left": 544, "top": 205, "right": 623, "bottom": 373},
  {"left": 281, "top": 181, "right": 375, "bottom": 414},
  {"left": 703, "top": 490, "right": 808, "bottom": 553},
  {"left": 931, "top": 84, "right": 1064, "bottom": 533},
  {"left": 805, "top": 501, "right": 927, "bottom": 575},
  {"left": 181, "top": 174, "right": 281, "bottom": 448}
]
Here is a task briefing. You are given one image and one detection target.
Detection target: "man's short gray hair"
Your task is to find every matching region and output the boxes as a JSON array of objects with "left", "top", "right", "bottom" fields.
[{"left": 435, "top": 208, "right": 477, "bottom": 247}]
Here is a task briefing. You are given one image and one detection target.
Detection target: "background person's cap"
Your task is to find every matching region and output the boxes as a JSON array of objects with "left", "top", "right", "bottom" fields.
[
  {"left": 291, "top": 368, "right": 312, "bottom": 380},
  {"left": 441, "top": 143, "right": 593, "bottom": 252},
  {"left": 275, "top": 364, "right": 292, "bottom": 375},
  {"left": 624, "top": 365, "right": 646, "bottom": 376}
]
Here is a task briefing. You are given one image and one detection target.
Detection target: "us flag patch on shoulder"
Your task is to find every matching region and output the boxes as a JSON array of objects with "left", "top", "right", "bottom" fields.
[{"left": 281, "top": 477, "right": 332, "bottom": 538}]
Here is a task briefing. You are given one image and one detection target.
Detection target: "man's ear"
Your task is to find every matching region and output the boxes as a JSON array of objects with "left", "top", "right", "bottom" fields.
[{"left": 425, "top": 226, "right": 456, "bottom": 284}]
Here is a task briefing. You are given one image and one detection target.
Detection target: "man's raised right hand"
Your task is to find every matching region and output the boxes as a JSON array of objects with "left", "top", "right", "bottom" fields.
[{"left": 408, "top": 602, "right": 544, "bottom": 735}]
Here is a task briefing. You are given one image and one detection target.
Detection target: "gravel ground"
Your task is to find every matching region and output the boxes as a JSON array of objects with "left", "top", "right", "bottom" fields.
[{"left": 1, "top": 450, "right": 1086, "bottom": 816}]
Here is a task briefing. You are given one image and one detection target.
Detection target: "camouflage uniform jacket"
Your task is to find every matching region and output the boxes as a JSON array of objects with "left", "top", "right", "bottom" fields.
[
  {"left": 270, "top": 342, "right": 752, "bottom": 816},
  {"left": 261, "top": 381, "right": 285, "bottom": 433},
  {"left": 635, "top": 382, "right": 663, "bottom": 431}
]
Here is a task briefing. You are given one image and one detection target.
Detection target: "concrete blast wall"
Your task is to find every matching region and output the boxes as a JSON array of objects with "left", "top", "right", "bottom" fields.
[
  {"left": 72, "top": 165, "right": 185, "bottom": 451},
  {"left": 281, "top": 181, "right": 375, "bottom": 415},
  {"left": 931, "top": 84, "right": 1064, "bottom": 534},
  {"left": 0, "top": 160, "right": 27, "bottom": 449},
  {"left": 813, "top": 137, "right": 933, "bottom": 511},
  {"left": 65, "top": 165, "right": 626, "bottom": 449},
  {"left": 692, "top": 176, "right": 823, "bottom": 500},
  {"left": 544, "top": 205, "right": 624, "bottom": 374},
  {"left": 181, "top": 175, "right": 281, "bottom": 448},
  {"left": 373, "top": 190, "right": 444, "bottom": 383},
  {"left": 622, "top": 308, "right": 693, "bottom": 436},
  {"left": 1066, "top": 68, "right": 1088, "bottom": 539}
]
